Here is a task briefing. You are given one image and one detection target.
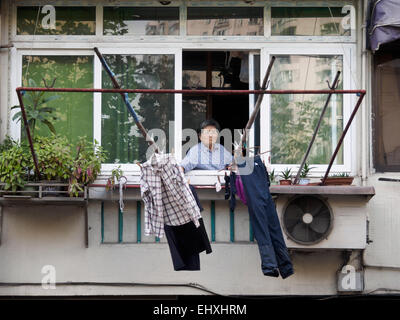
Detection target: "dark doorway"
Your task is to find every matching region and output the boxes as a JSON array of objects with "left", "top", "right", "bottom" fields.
[{"left": 182, "top": 51, "right": 251, "bottom": 146}]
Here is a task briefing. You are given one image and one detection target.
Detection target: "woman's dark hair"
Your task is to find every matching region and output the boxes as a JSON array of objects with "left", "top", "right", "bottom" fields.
[{"left": 197, "top": 119, "right": 221, "bottom": 135}]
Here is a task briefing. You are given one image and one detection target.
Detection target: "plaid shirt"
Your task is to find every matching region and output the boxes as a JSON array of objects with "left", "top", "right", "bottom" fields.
[{"left": 140, "top": 153, "right": 201, "bottom": 238}]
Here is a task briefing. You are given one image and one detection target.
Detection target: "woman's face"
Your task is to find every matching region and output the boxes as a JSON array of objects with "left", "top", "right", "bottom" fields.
[{"left": 200, "top": 125, "right": 219, "bottom": 148}]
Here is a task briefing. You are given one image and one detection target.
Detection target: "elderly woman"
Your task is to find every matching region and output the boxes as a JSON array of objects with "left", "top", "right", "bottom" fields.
[{"left": 180, "top": 119, "right": 233, "bottom": 173}]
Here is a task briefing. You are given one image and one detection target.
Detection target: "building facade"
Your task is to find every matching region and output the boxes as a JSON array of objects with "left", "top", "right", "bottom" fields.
[{"left": 0, "top": 0, "right": 399, "bottom": 296}]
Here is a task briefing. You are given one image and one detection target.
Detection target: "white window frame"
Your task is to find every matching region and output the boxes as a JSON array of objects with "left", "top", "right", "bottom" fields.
[
  {"left": 259, "top": 43, "right": 356, "bottom": 177},
  {"left": 10, "top": 49, "right": 96, "bottom": 142},
  {"left": 95, "top": 47, "right": 182, "bottom": 174}
]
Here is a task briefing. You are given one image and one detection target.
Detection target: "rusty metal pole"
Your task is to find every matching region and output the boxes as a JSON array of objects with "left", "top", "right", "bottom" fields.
[
  {"left": 94, "top": 47, "right": 159, "bottom": 153},
  {"left": 16, "top": 87, "right": 365, "bottom": 95},
  {"left": 16, "top": 90, "right": 41, "bottom": 178},
  {"left": 321, "top": 92, "right": 366, "bottom": 185},
  {"left": 293, "top": 71, "right": 341, "bottom": 185}
]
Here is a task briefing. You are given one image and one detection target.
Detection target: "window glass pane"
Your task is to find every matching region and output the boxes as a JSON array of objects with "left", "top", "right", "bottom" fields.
[
  {"left": 103, "top": 7, "right": 179, "bottom": 35},
  {"left": 270, "top": 55, "right": 343, "bottom": 165},
  {"left": 102, "top": 54, "right": 174, "bottom": 163},
  {"left": 21, "top": 56, "right": 94, "bottom": 145},
  {"left": 375, "top": 58, "right": 400, "bottom": 169},
  {"left": 271, "top": 7, "right": 349, "bottom": 36},
  {"left": 187, "top": 7, "right": 263, "bottom": 36},
  {"left": 17, "top": 6, "right": 96, "bottom": 35}
]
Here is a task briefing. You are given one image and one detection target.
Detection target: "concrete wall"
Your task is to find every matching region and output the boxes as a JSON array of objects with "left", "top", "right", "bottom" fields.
[{"left": 0, "top": 200, "right": 345, "bottom": 296}]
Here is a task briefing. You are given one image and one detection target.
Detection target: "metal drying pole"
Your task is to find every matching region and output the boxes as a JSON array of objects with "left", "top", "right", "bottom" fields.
[
  {"left": 93, "top": 47, "right": 160, "bottom": 154},
  {"left": 293, "top": 71, "right": 341, "bottom": 185}
]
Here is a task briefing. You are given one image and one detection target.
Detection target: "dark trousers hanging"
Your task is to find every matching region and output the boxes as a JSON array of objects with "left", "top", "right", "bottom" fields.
[
  {"left": 164, "top": 185, "right": 211, "bottom": 271},
  {"left": 164, "top": 218, "right": 212, "bottom": 271},
  {"left": 238, "top": 155, "right": 294, "bottom": 279}
]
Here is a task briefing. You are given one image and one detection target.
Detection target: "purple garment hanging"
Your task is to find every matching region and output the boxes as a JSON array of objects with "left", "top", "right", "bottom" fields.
[{"left": 235, "top": 174, "right": 247, "bottom": 206}]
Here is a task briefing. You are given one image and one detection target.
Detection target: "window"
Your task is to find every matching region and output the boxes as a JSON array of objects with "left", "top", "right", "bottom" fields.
[
  {"left": 101, "top": 54, "right": 175, "bottom": 164},
  {"left": 269, "top": 55, "right": 344, "bottom": 165},
  {"left": 373, "top": 41, "right": 400, "bottom": 171},
  {"left": 103, "top": 7, "right": 179, "bottom": 36},
  {"left": 17, "top": 6, "right": 96, "bottom": 35},
  {"left": 21, "top": 55, "right": 93, "bottom": 146},
  {"left": 271, "top": 7, "right": 350, "bottom": 36},
  {"left": 187, "top": 7, "right": 263, "bottom": 36}
]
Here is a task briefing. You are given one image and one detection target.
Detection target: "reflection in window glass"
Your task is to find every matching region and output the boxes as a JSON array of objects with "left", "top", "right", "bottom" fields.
[
  {"left": 102, "top": 54, "right": 174, "bottom": 163},
  {"left": 17, "top": 6, "right": 96, "bottom": 35},
  {"left": 270, "top": 55, "right": 343, "bottom": 165},
  {"left": 103, "top": 7, "right": 179, "bottom": 35},
  {"left": 271, "top": 7, "right": 349, "bottom": 36},
  {"left": 22, "top": 56, "right": 94, "bottom": 145},
  {"left": 187, "top": 7, "right": 263, "bottom": 36}
]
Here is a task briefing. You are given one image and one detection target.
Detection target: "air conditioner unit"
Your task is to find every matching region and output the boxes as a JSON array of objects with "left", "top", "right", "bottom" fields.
[{"left": 275, "top": 194, "right": 371, "bottom": 250}]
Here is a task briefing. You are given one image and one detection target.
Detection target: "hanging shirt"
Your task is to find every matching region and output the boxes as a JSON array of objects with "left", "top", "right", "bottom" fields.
[
  {"left": 140, "top": 153, "right": 201, "bottom": 238},
  {"left": 180, "top": 142, "right": 233, "bottom": 172}
]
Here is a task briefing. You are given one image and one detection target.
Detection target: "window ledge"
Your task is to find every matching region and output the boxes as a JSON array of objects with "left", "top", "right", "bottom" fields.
[{"left": 270, "top": 185, "right": 375, "bottom": 199}]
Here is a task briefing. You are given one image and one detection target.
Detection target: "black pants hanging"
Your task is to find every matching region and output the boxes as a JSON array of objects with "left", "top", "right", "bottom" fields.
[{"left": 164, "top": 185, "right": 212, "bottom": 271}]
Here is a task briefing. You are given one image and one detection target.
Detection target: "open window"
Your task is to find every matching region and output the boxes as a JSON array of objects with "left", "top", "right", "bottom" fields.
[{"left": 181, "top": 50, "right": 260, "bottom": 168}]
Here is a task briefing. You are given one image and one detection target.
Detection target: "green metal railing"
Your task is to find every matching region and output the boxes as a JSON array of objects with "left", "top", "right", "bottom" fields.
[{"left": 100, "top": 200, "right": 254, "bottom": 244}]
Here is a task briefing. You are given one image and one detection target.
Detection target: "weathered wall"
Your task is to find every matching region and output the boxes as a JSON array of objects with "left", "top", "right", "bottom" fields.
[{"left": 0, "top": 200, "right": 345, "bottom": 296}]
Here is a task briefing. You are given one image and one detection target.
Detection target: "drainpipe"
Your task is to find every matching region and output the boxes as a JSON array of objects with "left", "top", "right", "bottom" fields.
[{"left": 361, "top": 0, "right": 369, "bottom": 186}]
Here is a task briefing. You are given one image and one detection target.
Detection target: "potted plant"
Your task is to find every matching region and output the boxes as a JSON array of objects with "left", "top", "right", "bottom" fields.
[
  {"left": 68, "top": 137, "right": 107, "bottom": 197},
  {"left": 280, "top": 168, "right": 292, "bottom": 185},
  {"left": 0, "top": 141, "right": 31, "bottom": 195},
  {"left": 298, "top": 163, "right": 316, "bottom": 185},
  {"left": 322, "top": 172, "right": 354, "bottom": 186},
  {"left": 106, "top": 165, "right": 125, "bottom": 191},
  {"left": 268, "top": 169, "right": 278, "bottom": 185},
  {"left": 32, "top": 135, "right": 74, "bottom": 196}
]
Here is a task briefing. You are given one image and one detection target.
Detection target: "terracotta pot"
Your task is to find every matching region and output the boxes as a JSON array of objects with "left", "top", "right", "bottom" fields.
[
  {"left": 321, "top": 177, "right": 354, "bottom": 186},
  {"left": 279, "top": 180, "right": 292, "bottom": 185}
]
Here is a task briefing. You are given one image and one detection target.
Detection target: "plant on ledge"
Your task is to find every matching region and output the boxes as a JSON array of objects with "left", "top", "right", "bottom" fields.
[
  {"left": 106, "top": 165, "right": 124, "bottom": 191},
  {"left": 280, "top": 168, "right": 292, "bottom": 185},
  {"left": 68, "top": 137, "right": 107, "bottom": 197},
  {"left": 0, "top": 139, "right": 32, "bottom": 192},
  {"left": 33, "top": 135, "right": 74, "bottom": 182},
  {"left": 298, "top": 163, "right": 316, "bottom": 185}
]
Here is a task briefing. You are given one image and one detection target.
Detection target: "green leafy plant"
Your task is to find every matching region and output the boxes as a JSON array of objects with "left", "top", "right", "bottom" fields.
[
  {"left": 280, "top": 168, "right": 292, "bottom": 180},
  {"left": 33, "top": 135, "right": 74, "bottom": 181},
  {"left": 106, "top": 165, "right": 124, "bottom": 191},
  {"left": 0, "top": 135, "right": 16, "bottom": 153},
  {"left": 300, "top": 163, "right": 316, "bottom": 178},
  {"left": 11, "top": 78, "right": 60, "bottom": 139},
  {"left": 69, "top": 137, "right": 107, "bottom": 197},
  {"left": 0, "top": 141, "right": 32, "bottom": 192},
  {"left": 269, "top": 169, "right": 276, "bottom": 183}
]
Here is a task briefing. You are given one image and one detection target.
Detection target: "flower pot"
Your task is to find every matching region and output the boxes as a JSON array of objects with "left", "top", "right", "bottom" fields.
[
  {"left": 321, "top": 177, "right": 354, "bottom": 186},
  {"left": 279, "top": 179, "right": 292, "bottom": 185},
  {"left": 41, "top": 181, "right": 66, "bottom": 197},
  {"left": 298, "top": 178, "right": 310, "bottom": 185}
]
